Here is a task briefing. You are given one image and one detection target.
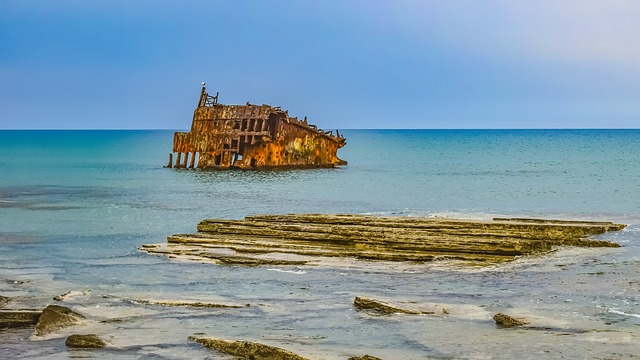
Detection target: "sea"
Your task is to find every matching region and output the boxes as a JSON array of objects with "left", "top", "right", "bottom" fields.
[{"left": 0, "top": 129, "right": 639, "bottom": 359}]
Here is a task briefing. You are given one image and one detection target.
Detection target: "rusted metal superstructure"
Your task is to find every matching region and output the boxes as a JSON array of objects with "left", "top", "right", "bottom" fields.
[{"left": 167, "top": 84, "right": 346, "bottom": 169}]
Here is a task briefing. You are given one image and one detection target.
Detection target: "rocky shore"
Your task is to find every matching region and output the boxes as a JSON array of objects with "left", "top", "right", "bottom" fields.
[
  {"left": 1, "top": 288, "right": 596, "bottom": 359},
  {"left": 1, "top": 215, "right": 628, "bottom": 359},
  {"left": 141, "top": 214, "right": 624, "bottom": 265}
]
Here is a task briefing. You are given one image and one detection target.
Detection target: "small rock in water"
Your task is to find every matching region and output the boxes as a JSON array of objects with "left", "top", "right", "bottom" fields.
[
  {"left": 65, "top": 334, "right": 106, "bottom": 348},
  {"left": 189, "top": 336, "right": 310, "bottom": 360},
  {"left": 353, "top": 296, "right": 427, "bottom": 315},
  {"left": 34, "top": 305, "right": 85, "bottom": 336},
  {"left": 493, "top": 313, "right": 528, "bottom": 327},
  {"left": 348, "top": 355, "right": 384, "bottom": 360},
  {"left": 3, "top": 279, "right": 25, "bottom": 285}
]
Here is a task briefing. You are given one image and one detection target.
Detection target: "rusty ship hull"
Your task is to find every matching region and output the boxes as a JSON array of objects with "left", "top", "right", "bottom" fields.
[{"left": 167, "top": 85, "right": 346, "bottom": 169}]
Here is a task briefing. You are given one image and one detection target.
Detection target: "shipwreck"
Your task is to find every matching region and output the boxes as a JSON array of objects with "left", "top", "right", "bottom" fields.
[{"left": 166, "top": 83, "right": 347, "bottom": 169}]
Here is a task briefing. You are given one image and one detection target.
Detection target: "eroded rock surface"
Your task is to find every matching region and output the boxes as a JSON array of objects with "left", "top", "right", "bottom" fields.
[
  {"left": 189, "top": 336, "right": 310, "bottom": 360},
  {"left": 0, "top": 295, "right": 10, "bottom": 308},
  {"left": 34, "top": 305, "right": 85, "bottom": 336},
  {"left": 65, "top": 334, "right": 106, "bottom": 348},
  {"left": 142, "top": 214, "right": 624, "bottom": 266}
]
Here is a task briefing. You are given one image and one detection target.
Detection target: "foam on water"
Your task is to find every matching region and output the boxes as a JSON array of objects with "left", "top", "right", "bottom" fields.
[
  {"left": 266, "top": 268, "right": 307, "bottom": 275},
  {"left": 608, "top": 308, "right": 640, "bottom": 319}
]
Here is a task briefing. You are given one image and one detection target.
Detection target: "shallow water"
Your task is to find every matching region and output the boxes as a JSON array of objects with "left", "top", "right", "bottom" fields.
[{"left": 1, "top": 130, "right": 639, "bottom": 359}]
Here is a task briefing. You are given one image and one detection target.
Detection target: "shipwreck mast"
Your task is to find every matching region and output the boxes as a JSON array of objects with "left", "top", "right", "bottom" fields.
[{"left": 198, "top": 82, "right": 218, "bottom": 108}]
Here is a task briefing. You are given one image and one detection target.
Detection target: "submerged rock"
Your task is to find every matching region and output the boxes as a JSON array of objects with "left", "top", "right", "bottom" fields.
[
  {"left": 53, "top": 290, "right": 91, "bottom": 302},
  {"left": 189, "top": 336, "right": 310, "bottom": 360},
  {"left": 141, "top": 244, "right": 310, "bottom": 266},
  {"left": 0, "top": 309, "right": 41, "bottom": 329},
  {"left": 0, "top": 295, "right": 10, "bottom": 308},
  {"left": 34, "top": 305, "right": 85, "bottom": 336},
  {"left": 348, "top": 356, "right": 384, "bottom": 360},
  {"left": 65, "top": 334, "right": 106, "bottom": 348},
  {"left": 3, "top": 279, "right": 25, "bottom": 285},
  {"left": 493, "top": 313, "right": 528, "bottom": 327},
  {"left": 133, "top": 299, "right": 250, "bottom": 308}
]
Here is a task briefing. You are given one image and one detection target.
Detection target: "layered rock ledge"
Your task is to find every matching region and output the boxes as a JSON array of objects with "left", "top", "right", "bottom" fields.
[
  {"left": 141, "top": 214, "right": 625, "bottom": 265},
  {"left": 0, "top": 309, "right": 41, "bottom": 329}
]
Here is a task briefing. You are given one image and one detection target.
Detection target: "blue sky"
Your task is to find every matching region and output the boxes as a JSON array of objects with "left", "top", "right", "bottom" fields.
[{"left": 1, "top": 0, "right": 639, "bottom": 129}]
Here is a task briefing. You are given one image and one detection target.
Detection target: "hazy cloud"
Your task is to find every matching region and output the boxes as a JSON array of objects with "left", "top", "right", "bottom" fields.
[{"left": 361, "top": 0, "right": 640, "bottom": 69}]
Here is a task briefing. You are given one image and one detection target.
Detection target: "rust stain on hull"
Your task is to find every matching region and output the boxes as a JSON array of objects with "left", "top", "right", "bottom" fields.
[{"left": 167, "top": 84, "right": 346, "bottom": 169}]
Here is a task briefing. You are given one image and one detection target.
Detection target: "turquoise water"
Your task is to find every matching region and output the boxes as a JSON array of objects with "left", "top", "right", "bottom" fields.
[{"left": 1, "top": 130, "right": 639, "bottom": 359}]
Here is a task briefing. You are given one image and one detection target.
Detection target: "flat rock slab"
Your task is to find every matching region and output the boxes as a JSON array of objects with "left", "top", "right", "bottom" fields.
[
  {"left": 0, "top": 309, "right": 41, "bottom": 329},
  {"left": 142, "top": 214, "right": 625, "bottom": 266},
  {"left": 34, "top": 305, "right": 85, "bottom": 336},
  {"left": 189, "top": 336, "right": 310, "bottom": 360}
]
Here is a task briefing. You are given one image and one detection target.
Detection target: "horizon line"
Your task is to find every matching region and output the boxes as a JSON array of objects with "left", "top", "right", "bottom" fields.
[{"left": 1, "top": 128, "right": 639, "bottom": 131}]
